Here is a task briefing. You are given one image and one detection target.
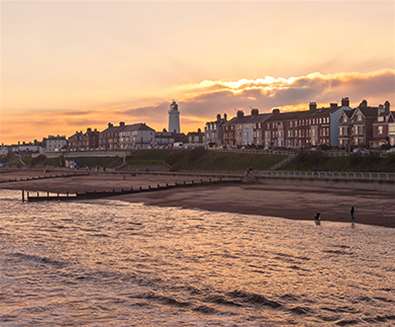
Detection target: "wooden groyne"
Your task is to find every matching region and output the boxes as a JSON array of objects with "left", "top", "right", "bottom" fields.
[
  {"left": 23, "top": 177, "right": 242, "bottom": 203},
  {"left": 0, "top": 172, "right": 89, "bottom": 184}
]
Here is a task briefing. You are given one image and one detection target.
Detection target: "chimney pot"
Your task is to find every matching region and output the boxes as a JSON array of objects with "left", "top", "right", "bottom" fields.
[
  {"left": 360, "top": 100, "right": 368, "bottom": 108},
  {"left": 309, "top": 102, "right": 317, "bottom": 111},
  {"left": 341, "top": 97, "right": 350, "bottom": 107}
]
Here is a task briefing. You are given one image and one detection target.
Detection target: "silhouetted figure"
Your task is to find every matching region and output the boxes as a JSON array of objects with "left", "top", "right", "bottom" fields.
[
  {"left": 350, "top": 206, "right": 355, "bottom": 222},
  {"left": 314, "top": 212, "right": 321, "bottom": 226}
]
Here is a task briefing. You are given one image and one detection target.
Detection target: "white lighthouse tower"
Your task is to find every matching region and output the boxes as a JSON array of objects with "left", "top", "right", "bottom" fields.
[{"left": 168, "top": 100, "right": 180, "bottom": 133}]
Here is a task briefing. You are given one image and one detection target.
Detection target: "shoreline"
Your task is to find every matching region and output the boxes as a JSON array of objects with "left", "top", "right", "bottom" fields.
[
  {"left": 111, "top": 183, "right": 395, "bottom": 228},
  {"left": 1, "top": 173, "right": 394, "bottom": 228}
]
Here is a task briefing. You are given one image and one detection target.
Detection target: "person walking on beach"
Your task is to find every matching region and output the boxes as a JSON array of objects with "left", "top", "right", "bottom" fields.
[
  {"left": 350, "top": 206, "right": 356, "bottom": 222},
  {"left": 314, "top": 212, "right": 321, "bottom": 226}
]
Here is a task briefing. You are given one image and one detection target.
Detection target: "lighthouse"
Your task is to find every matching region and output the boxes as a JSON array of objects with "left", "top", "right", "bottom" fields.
[{"left": 168, "top": 100, "right": 180, "bottom": 133}]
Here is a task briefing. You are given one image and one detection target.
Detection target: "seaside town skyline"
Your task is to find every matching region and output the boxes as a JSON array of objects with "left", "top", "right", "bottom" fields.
[
  {"left": 1, "top": 96, "right": 394, "bottom": 154},
  {"left": 1, "top": 1, "right": 395, "bottom": 143}
]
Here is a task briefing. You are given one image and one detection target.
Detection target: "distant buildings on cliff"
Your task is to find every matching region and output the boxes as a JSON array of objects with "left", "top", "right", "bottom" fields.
[
  {"left": 1, "top": 98, "right": 394, "bottom": 155},
  {"left": 205, "top": 97, "right": 394, "bottom": 150}
]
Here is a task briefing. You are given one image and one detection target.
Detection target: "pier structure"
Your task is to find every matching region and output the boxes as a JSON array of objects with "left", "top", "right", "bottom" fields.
[{"left": 22, "top": 176, "right": 242, "bottom": 203}]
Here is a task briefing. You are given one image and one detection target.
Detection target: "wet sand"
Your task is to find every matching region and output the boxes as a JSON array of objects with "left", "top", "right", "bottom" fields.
[
  {"left": 1, "top": 173, "right": 394, "bottom": 228},
  {"left": 113, "top": 181, "right": 395, "bottom": 228}
]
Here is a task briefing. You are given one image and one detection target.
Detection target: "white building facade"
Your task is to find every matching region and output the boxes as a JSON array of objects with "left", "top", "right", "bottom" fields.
[
  {"left": 44, "top": 136, "right": 68, "bottom": 152},
  {"left": 119, "top": 123, "right": 155, "bottom": 150}
]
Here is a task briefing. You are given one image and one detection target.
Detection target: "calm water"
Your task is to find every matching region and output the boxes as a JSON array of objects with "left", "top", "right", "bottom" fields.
[{"left": 0, "top": 190, "right": 394, "bottom": 326}]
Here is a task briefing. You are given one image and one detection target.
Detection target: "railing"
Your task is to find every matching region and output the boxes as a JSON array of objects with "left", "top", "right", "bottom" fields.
[
  {"left": 105, "top": 169, "right": 395, "bottom": 183},
  {"left": 254, "top": 170, "right": 395, "bottom": 182}
]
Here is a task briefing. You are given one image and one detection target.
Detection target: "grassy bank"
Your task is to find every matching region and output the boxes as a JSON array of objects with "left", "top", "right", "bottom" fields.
[
  {"left": 284, "top": 152, "right": 395, "bottom": 172},
  {"left": 126, "top": 149, "right": 285, "bottom": 171},
  {"left": 4, "top": 149, "right": 395, "bottom": 172}
]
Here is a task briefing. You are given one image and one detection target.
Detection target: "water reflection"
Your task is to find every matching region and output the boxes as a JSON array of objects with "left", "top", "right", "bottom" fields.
[{"left": 0, "top": 190, "right": 394, "bottom": 326}]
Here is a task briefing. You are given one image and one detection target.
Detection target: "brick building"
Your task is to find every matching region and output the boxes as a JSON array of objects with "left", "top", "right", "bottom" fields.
[
  {"left": 98, "top": 122, "right": 126, "bottom": 150},
  {"left": 259, "top": 104, "right": 331, "bottom": 149},
  {"left": 339, "top": 100, "right": 392, "bottom": 148},
  {"left": 223, "top": 109, "right": 271, "bottom": 148},
  {"left": 204, "top": 114, "right": 227, "bottom": 147},
  {"left": 371, "top": 101, "right": 393, "bottom": 148},
  {"left": 68, "top": 128, "right": 99, "bottom": 151}
]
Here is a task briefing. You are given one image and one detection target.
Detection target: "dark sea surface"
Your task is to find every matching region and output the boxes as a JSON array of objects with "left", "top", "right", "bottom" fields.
[{"left": 0, "top": 189, "right": 394, "bottom": 326}]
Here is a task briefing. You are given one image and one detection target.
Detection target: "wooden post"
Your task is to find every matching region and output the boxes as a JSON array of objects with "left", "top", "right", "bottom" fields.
[{"left": 22, "top": 190, "right": 25, "bottom": 202}]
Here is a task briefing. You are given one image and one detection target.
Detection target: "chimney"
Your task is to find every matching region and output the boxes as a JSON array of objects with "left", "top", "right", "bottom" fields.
[
  {"left": 359, "top": 100, "right": 368, "bottom": 108},
  {"left": 108, "top": 122, "right": 113, "bottom": 128},
  {"left": 272, "top": 108, "right": 280, "bottom": 115},
  {"left": 87, "top": 128, "right": 92, "bottom": 132},
  {"left": 341, "top": 97, "right": 350, "bottom": 107},
  {"left": 119, "top": 121, "right": 125, "bottom": 127},
  {"left": 224, "top": 113, "right": 227, "bottom": 121},
  {"left": 384, "top": 101, "right": 390, "bottom": 113},
  {"left": 330, "top": 103, "right": 338, "bottom": 110},
  {"left": 251, "top": 108, "right": 259, "bottom": 116},
  {"left": 236, "top": 110, "right": 244, "bottom": 118},
  {"left": 309, "top": 102, "right": 317, "bottom": 111},
  {"left": 216, "top": 114, "right": 221, "bottom": 121},
  {"left": 197, "top": 128, "right": 201, "bottom": 133},
  {"left": 378, "top": 104, "right": 385, "bottom": 116}
]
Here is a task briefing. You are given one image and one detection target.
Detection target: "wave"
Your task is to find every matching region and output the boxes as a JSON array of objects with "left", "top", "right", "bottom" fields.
[
  {"left": 8, "top": 252, "right": 68, "bottom": 268},
  {"left": 226, "top": 290, "right": 282, "bottom": 309},
  {"left": 139, "top": 293, "right": 191, "bottom": 308}
]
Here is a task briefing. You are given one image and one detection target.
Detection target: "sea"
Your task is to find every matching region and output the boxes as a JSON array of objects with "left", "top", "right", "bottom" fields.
[{"left": 0, "top": 189, "right": 394, "bottom": 326}]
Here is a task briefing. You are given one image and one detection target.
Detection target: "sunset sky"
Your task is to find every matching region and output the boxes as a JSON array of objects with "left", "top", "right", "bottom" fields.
[{"left": 1, "top": 1, "right": 395, "bottom": 143}]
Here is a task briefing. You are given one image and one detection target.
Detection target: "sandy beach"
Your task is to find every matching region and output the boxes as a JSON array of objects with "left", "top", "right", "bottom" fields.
[
  {"left": 1, "top": 172, "right": 394, "bottom": 228},
  {"left": 113, "top": 181, "right": 395, "bottom": 228}
]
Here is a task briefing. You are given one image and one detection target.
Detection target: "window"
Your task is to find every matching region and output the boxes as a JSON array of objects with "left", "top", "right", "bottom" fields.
[{"left": 378, "top": 126, "right": 384, "bottom": 135}]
